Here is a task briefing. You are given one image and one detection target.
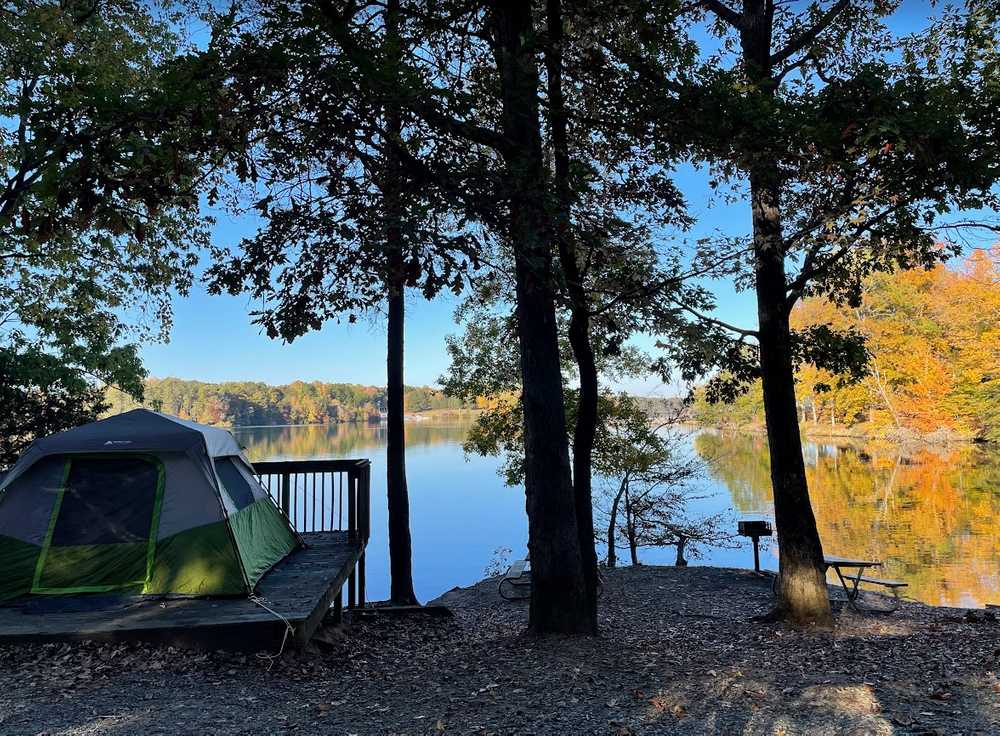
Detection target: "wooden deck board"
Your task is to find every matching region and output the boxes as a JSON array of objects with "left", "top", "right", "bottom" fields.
[{"left": 0, "top": 532, "right": 361, "bottom": 650}]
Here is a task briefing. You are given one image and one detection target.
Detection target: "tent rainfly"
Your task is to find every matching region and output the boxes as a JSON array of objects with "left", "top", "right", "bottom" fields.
[{"left": 0, "top": 409, "right": 300, "bottom": 602}]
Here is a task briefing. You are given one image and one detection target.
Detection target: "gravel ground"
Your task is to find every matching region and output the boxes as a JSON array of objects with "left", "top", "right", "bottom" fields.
[{"left": 1, "top": 565, "right": 998, "bottom": 735}]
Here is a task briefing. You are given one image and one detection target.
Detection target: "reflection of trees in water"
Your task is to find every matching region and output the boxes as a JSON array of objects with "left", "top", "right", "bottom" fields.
[
  {"left": 694, "top": 432, "right": 1000, "bottom": 607},
  {"left": 234, "top": 422, "right": 472, "bottom": 462}
]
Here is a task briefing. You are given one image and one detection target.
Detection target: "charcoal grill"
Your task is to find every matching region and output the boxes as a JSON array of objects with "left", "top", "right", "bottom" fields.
[{"left": 737, "top": 519, "right": 773, "bottom": 573}]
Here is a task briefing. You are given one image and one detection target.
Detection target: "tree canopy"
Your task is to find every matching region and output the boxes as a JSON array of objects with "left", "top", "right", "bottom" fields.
[{"left": 0, "top": 0, "right": 221, "bottom": 466}]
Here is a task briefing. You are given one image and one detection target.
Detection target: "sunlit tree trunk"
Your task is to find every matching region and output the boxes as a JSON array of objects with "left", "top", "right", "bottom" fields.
[{"left": 741, "top": 0, "right": 831, "bottom": 626}]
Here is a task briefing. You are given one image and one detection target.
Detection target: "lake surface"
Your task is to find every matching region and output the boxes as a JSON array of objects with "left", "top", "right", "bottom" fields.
[{"left": 233, "top": 422, "right": 1000, "bottom": 608}]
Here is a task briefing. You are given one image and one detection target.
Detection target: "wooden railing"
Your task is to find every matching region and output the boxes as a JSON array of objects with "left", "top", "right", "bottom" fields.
[
  {"left": 252, "top": 458, "right": 371, "bottom": 542},
  {"left": 252, "top": 458, "right": 371, "bottom": 610}
]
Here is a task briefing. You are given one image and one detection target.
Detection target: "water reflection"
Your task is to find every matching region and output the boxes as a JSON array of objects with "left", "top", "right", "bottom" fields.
[
  {"left": 236, "top": 421, "right": 472, "bottom": 461},
  {"left": 233, "top": 422, "right": 999, "bottom": 608},
  {"left": 695, "top": 432, "right": 1000, "bottom": 608}
]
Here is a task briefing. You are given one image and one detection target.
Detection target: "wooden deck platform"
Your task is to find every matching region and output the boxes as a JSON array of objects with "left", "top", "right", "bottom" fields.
[{"left": 0, "top": 532, "right": 362, "bottom": 651}]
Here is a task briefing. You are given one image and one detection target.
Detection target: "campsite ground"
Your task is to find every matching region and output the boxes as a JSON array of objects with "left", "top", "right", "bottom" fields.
[{"left": 1, "top": 566, "right": 998, "bottom": 736}]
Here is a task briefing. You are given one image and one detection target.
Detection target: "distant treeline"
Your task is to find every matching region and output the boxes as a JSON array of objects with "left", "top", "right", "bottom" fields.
[
  {"left": 105, "top": 377, "right": 684, "bottom": 428},
  {"left": 105, "top": 378, "right": 472, "bottom": 426}
]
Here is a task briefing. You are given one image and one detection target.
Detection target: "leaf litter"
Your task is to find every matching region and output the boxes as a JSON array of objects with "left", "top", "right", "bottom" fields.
[{"left": 0, "top": 565, "right": 996, "bottom": 735}]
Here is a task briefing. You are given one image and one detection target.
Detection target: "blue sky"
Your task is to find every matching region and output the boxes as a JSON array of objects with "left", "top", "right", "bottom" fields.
[
  {"left": 140, "top": 1, "right": 950, "bottom": 396},
  {"left": 143, "top": 161, "right": 756, "bottom": 396}
]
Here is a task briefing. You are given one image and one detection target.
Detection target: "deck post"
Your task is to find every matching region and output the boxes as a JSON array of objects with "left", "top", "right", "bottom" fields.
[
  {"left": 358, "top": 551, "right": 366, "bottom": 608},
  {"left": 332, "top": 589, "right": 343, "bottom": 624},
  {"left": 280, "top": 472, "right": 291, "bottom": 518},
  {"left": 347, "top": 469, "right": 358, "bottom": 544},
  {"left": 361, "top": 463, "right": 371, "bottom": 543},
  {"left": 348, "top": 466, "right": 357, "bottom": 610}
]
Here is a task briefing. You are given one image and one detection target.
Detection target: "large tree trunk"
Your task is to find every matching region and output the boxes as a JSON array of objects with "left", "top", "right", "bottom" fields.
[
  {"left": 383, "top": 0, "right": 417, "bottom": 606},
  {"left": 491, "top": 0, "right": 594, "bottom": 635},
  {"left": 740, "top": 0, "right": 831, "bottom": 626},
  {"left": 751, "top": 178, "right": 831, "bottom": 626},
  {"left": 545, "top": 0, "right": 600, "bottom": 615}
]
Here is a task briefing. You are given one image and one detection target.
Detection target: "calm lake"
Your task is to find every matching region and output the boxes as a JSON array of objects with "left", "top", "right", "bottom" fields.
[{"left": 233, "top": 421, "right": 1000, "bottom": 609}]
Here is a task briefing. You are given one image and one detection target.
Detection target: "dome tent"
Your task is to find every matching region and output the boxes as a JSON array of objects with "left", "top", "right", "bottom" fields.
[{"left": 0, "top": 409, "right": 300, "bottom": 602}]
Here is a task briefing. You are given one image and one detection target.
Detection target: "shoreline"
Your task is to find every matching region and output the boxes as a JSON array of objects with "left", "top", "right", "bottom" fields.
[{"left": 691, "top": 421, "right": 994, "bottom": 448}]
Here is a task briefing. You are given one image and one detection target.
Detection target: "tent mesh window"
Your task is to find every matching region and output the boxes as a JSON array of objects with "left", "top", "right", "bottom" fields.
[
  {"left": 52, "top": 457, "right": 160, "bottom": 546},
  {"left": 215, "top": 457, "right": 256, "bottom": 510}
]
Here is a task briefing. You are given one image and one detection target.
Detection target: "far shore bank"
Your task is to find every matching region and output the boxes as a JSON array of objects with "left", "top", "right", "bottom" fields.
[
  {"left": 689, "top": 420, "right": 995, "bottom": 448},
  {"left": 221, "top": 408, "right": 483, "bottom": 430},
  {"left": 227, "top": 413, "right": 993, "bottom": 450}
]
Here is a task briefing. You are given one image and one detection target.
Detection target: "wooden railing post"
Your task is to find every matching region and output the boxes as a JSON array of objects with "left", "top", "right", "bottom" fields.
[
  {"left": 356, "top": 462, "right": 370, "bottom": 608},
  {"left": 358, "top": 551, "right": 366, "bottom": 608},
  {"left": 361, "top": 463, "right": 371, "bottom": 543},
  {"left": 280, "top": 472, "right": 291, "bottom": 519},
  {"left": 347, "top": 468, "right": 357, "bottom": 544}
]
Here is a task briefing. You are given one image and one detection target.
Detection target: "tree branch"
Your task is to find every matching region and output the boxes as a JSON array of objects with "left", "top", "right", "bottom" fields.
[
  {"left": 669, "top": 297, "right": 759, "bottom": 339},
  {"left": 771, "top": 0, "right": 850, "bottom": 68},
  {"left": 700, "top": 0, "right": 742, "bottom": 29}
]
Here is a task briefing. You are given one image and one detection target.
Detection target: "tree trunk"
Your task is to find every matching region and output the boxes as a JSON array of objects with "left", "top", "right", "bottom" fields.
[
  {"left": 545, "top": 0, "right": 599, "bottom": 614},
  {"left": 752, "top": 184, "right": 831, "bottom": 626},
  {"left": 383, "top": 0, "right": 417, "bottom": 606},
  {"left": 675, "top": 535, "right": 688, "bottom": 566},
  {"left": 606, "top": 475, "right": 628, "bottom": 568},
  {"left": 624, "top": 485, "right": 639, "bottom": 566},
  {"left": 491, "top": 1, "right": 594, "bottom": 635},
  {"left": 741, "top": 0, "right": 831, "bottom": 626}
]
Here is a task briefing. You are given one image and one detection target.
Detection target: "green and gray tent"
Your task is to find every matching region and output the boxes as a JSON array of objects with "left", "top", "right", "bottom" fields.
[{"left": 0, "top": 409, "right": 300, "bottom": 602}]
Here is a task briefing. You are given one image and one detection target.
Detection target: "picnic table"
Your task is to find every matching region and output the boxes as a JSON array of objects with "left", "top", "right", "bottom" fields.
[
  {"left": 498, "top": 559, "right": 605, "bottom": 601},
  {"left": 498, "top": 559, "right": 531, "bottom": 600},
  {"left": 822, "top": 555, "right": 908, "bottom": 611}
]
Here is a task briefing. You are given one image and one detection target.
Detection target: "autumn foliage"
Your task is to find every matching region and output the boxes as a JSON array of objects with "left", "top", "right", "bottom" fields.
[{"left": 697, "top": 249, "right": 1000, "bottom": 442}]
